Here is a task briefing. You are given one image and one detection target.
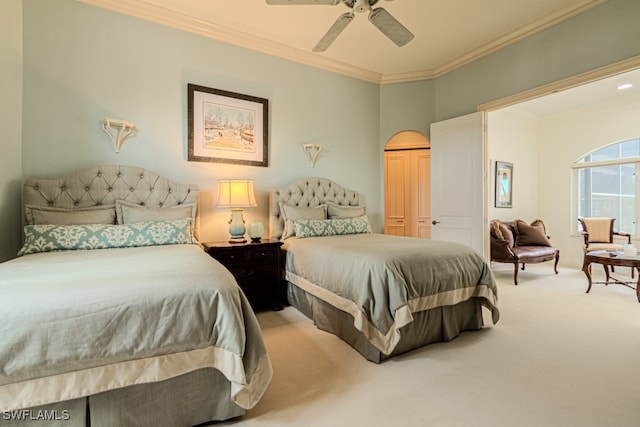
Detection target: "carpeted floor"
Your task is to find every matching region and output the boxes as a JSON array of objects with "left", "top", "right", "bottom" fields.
[{"left": 221, "top": 263, "right": 640, "bottom": 427}]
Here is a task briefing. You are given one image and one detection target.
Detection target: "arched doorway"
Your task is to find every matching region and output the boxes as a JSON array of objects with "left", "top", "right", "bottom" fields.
[{"left": 384, "top": 130, "right": 431, "bottom": 238}]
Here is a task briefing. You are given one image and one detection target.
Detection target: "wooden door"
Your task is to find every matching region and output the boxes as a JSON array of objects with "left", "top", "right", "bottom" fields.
[
  {"left": 412, "top": 149, "right": 431, "bottom": 238},
  {"left": 384, "top": 150, "right": 410, "bottom": 236},
  {"left": 384, "top": 148, "right": 431, "bottom": 238}
]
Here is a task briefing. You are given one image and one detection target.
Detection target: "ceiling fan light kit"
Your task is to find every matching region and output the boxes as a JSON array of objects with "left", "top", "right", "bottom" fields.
[{"left": 266, "top": 0, "right": 413, "bottom": 52}]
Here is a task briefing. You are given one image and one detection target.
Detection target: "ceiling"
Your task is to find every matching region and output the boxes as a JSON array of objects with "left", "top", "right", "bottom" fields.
[{"left": 79, "top": 0, "right": 605, "bottom": 83}]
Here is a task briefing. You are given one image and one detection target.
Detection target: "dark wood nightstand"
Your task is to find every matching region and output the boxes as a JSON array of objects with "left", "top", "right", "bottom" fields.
[{"left": 202, "top": 239, "right": 284, "bottom": 311}]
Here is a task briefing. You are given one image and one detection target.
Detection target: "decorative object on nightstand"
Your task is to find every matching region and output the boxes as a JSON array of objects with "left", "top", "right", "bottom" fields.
[
  {"left": 246, "top": 222, "right": 264, "bottom": 242},
  {"left": 203, "top": 239, "right": 285, "bottom": 311},
  {"left": 216, "top": 179, "right": 257, "bottom": 243}
]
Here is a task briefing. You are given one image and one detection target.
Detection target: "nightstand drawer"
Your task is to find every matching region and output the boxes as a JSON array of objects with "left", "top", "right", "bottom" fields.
[
  {"left": 211, "top": 250, "right": 249, "bottom": 265},
  {"left": 248, "top": 248, "right": 277, "bottom": 263},
  {"left": 228, "top": 264, "right": 275, "bottom": 281}
]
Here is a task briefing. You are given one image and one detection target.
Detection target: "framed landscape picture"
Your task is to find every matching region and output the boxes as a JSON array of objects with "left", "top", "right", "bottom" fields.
[
  {"left": 188, "top": 84, "right": 268, "bottom": 167},
  {"left": 495, "top": 161, "right": 513, "bottom": 208}
]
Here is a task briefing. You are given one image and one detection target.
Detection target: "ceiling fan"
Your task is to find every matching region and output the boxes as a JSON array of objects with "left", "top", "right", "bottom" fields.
[{"left": 265, "top": 0, "right": 414, "bottom": 52}]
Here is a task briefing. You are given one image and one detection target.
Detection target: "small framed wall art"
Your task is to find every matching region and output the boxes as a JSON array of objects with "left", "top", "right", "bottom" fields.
[
  {"left": 495, "top": 161, "right": 513, "bottom": 208},
  {"left": 188, "top": 84, "right": 269, "bottom": 167}
]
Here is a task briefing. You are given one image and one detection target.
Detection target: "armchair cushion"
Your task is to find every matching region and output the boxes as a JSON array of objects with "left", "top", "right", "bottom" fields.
[
  {"left": 490, "top": 219, "right": 514, "bottom": 248},
  {"left": 515, "top": 219, "right": 552, "bottom": 246},
  {"left": 579, "top": 217, "right": 614, "bottom": 243}
]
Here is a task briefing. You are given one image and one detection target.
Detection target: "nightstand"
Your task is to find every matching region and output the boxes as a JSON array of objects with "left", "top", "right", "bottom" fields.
[{"left": 203, "top": 239, "right": 284, "bottom": 311}]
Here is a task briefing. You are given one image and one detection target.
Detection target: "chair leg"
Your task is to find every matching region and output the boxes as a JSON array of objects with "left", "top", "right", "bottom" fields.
[
  {"left": 513, "top": 262, "right": 519, "bottom": 285},
  {"left": 554, "top": 251, "right": 560, "bottom": 274}
]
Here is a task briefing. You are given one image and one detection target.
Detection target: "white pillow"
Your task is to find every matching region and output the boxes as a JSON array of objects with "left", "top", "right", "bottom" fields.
[{"left": 279, "top": 203, "right": 327, "bottom": 240}]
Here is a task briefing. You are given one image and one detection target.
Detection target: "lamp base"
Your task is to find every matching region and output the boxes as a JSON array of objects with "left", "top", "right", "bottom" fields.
[{"left": 228, "top": 209, "right": 247, "bottom": 244}]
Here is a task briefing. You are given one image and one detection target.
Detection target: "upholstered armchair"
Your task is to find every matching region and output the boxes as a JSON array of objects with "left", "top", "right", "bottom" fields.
[
  {"left": 490, "top": 219, "right": 560, "bottom": 285},
  {"left": 578, "top": 217, "right": 632, "bottom": 276},
  {"left": 578, "top": 217, "right": 631, "bottom": 252}
]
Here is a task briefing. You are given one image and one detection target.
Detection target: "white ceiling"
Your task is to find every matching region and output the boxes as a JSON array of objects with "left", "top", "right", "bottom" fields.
[{"left": 79, "top": 0, "right": 605, "bottom": 83}]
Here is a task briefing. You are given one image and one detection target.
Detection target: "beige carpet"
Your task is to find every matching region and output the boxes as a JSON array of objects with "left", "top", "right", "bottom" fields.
[{"left": 222, "top": 263, "right": 640, "bottom": 427}]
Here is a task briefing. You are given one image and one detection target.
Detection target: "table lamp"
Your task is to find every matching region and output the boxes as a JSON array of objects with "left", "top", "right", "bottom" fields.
[{"left": 216, "top": 179, "right": 257, "bottom": 243}]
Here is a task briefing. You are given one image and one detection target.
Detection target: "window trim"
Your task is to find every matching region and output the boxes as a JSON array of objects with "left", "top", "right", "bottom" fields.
[
  {"left": 571, "top": 156, "right": 640, "bottom": 169},
  {"left": 572, "top": 144, "right": 640, "bottom": 237}
]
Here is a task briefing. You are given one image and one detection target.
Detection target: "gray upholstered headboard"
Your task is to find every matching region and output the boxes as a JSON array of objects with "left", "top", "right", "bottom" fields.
[
  {"left": 269, "top": 177, "right": 361, "bottom": 240},
  {"left": 23, "top": 164, "right": 199, "bottom": 231}
]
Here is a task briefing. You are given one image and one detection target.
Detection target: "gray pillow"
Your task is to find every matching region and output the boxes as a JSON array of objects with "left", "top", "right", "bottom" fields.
[
  {"left": 115, "top": 199, "right": 196, "bottom": 224},
  {"left": 279, "top": 203, "right": 327, "bottom": 240},
  {"left": 25, "top": 205, "right": 116, "bottom": 225},
  {"left": 327, "top": 203, "right": 366, "bottom": 219}
]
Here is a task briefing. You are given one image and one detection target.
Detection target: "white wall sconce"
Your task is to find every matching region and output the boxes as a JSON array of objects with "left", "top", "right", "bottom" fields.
[
  {"left": 302, "top": 143, "right": 322, "bottom": 168},
  {"left": 101, "top": 118, "right": 136, "bottom": 153}
]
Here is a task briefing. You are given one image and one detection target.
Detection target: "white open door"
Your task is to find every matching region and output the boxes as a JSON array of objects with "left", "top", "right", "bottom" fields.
[{"left": 430, "top": 111, "right": 487, "bottom": 257}]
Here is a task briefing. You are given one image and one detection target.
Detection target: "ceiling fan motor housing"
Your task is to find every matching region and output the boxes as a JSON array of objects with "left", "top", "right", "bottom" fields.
[{"left": 344, "top": 0, "right": 379, "bottom": 12}]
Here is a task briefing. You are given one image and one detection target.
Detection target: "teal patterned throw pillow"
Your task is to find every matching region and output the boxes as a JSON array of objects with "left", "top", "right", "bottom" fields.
[
  {"left": 18, "top": 218, "right": 195, "bottom": 256},
  {"left": 293, "top": 216, "right": 372, "bottom": 238}
]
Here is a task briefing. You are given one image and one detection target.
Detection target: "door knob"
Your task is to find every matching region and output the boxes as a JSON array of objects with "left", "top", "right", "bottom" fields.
[{"left": 432, "top": 220, "right": 440, "bottom": 225}]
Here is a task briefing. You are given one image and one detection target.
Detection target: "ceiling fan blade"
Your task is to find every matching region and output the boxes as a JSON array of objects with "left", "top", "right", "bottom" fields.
[
  {"left": 266, "top": 0, "right": 340, "bottom": 5},
  {"left": 312, "top": 12, "right": 354, "bottom": 52},
  {"left": 368, "top": 7, "right": 414, "bottom": 47}
]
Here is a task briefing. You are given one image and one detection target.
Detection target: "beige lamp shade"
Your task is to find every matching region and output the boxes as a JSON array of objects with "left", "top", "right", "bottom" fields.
[
  {"left": 216, "top": 179, "right": 257, "bottom": 243},
  {"left": 216, "top": 179, "right": 257, "bottom": 208}
]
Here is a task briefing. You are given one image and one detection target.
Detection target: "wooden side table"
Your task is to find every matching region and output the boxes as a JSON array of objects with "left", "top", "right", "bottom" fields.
[
  {"left": 203, "top": 239, "right": 284, "bottom": 311},
  {"left": 582, "top": 250, "right": 640, "bottom": 302}
]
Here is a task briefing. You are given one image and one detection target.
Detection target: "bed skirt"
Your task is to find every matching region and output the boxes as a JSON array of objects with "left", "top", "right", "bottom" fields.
[
  {"left": 1, "top": 368, "right": 244, "bottom": 427},
  {"left": 287, "top": 282, "right": 485, "bottom": 363}
]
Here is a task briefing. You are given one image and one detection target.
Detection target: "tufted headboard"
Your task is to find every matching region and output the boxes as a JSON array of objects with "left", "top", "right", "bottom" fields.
[
  {"left": 23, "top": 164, "right": 199, "bottom": 232},
  {"left": 269, "top": 177, "right": 361, "bottom": 240}
]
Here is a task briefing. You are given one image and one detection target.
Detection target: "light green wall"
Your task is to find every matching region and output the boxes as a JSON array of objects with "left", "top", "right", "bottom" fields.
[
  {"left": 0, "top": 0, "right": 23, "bottom": 262},
  {"left": 432, "top": 0, "right": 640, "bottom": 121},
  {"left": 3, "top": 0, "right": 640, "bottom": 261},
  {"left": 21, "top": 0, "right": 381, "bottom": 245},
  {"left": 378, "top": 79, "right": 435, "bottom": 206}
]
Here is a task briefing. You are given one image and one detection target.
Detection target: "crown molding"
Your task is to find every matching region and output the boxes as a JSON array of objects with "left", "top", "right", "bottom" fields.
[
  {"left": 430, "top": 0, "right": 607, "bottom": 78},
  {"left": 77, "top": 0, "right": 605, "bottom": 85}
]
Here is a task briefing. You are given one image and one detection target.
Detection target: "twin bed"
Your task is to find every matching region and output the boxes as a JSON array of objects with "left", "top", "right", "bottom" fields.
[
  {"left": 269, "top": 178, "right": 499, "bottom": 363},
  {"left": 0, "top": 165, "right": 272, "bottom": 426},
  {"left": 0, "top": 168, "right": 499, "bottom": 425}
]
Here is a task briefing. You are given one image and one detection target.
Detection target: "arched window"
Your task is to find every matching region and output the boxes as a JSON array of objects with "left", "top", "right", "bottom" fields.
[{"left": 574, "top": 138, "right": 640, "bottom": 235}]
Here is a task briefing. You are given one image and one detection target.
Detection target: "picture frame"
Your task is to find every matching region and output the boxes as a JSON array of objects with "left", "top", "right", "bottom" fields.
[
  {"left": 495, "top": 161, "right": 513, "bottom": 208},
  {"left": 188, "top": 84, "right": 269, "bottom": 167}
]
